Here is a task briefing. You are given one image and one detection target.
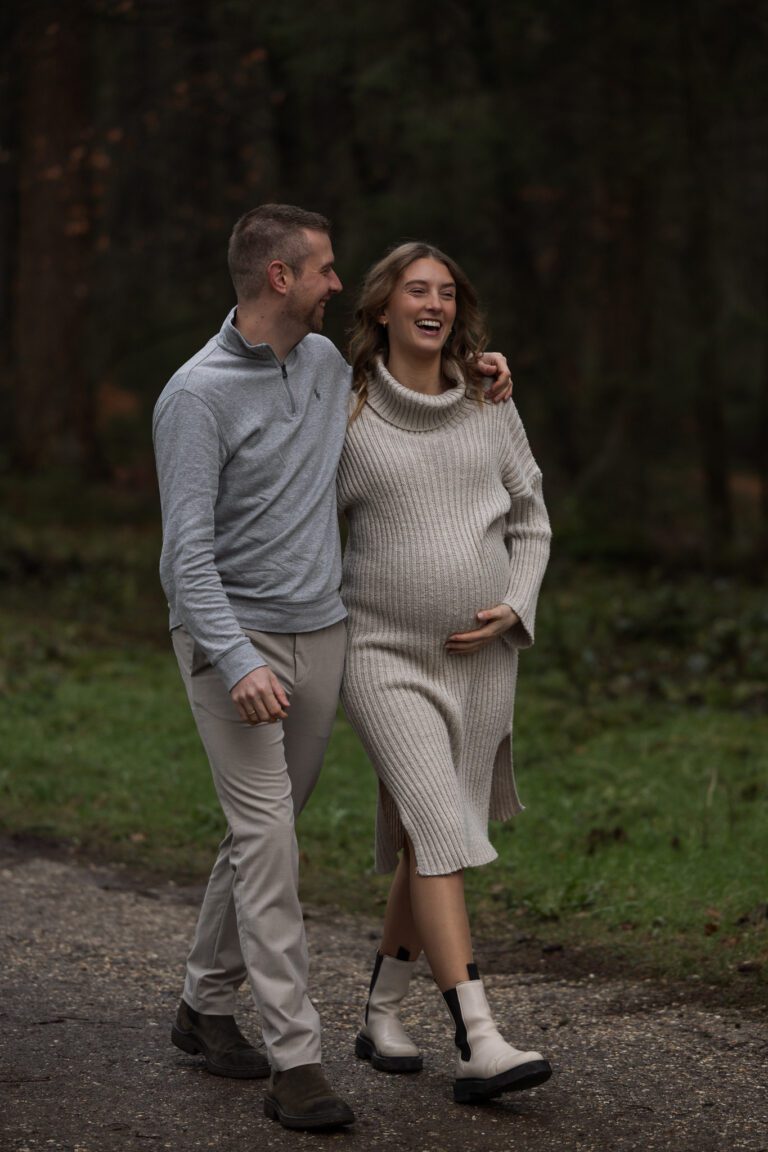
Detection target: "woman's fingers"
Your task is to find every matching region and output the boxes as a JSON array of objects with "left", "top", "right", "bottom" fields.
[
  {"left": 445, "top": 622, "right": 496, "bottom": 654},
  {"left": 445, "top": 604, "right": 518, "bottom": 654}
]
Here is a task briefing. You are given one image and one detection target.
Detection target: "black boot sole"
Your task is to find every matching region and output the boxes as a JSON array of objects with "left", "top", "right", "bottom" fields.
[
  {"left": 171, "top": 1024, "right": 270, "bottom": 1079},
  {"left": 264, "top": 1096, "right": 356, "bottom": 1130},
  {"left": 453, "top": 1058, "right": 552, "bottom": 1103},
  {"left": 355, "top": 1031, "right": 423, "bottom": 1074}
]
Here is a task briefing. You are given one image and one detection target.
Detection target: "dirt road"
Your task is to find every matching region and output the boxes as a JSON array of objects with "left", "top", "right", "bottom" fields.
[{"left": 2, "top": 842, "right": 766, "bottom": 1151}]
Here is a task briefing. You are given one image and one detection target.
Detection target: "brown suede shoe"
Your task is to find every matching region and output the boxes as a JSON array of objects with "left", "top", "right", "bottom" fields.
[
  {"left": 171, "top": 999, "right": 269, "bottom": 1079},
  {"left": 264, "top": 1063, "right": 355, "bottom": 1130}
]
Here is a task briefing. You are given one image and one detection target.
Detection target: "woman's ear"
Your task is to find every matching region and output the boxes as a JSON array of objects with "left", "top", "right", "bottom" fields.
[{"left": 378, "top": 312, "right": 388, "bottom": 327}]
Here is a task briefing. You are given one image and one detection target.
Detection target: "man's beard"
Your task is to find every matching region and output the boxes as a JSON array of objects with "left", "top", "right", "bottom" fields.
[
  {"left": 306, "top": 300, "right": 326, "bottom": 333},
  {"left": 287, "top": 295, "right": 325, "bottom": 335}
]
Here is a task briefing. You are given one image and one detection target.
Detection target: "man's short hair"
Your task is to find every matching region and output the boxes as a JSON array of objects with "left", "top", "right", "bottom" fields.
[{"left": 228, "top": 204, "right": 331, "bottom": 300}]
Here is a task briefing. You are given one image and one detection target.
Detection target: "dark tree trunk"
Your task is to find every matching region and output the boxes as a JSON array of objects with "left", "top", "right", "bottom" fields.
[
  {"left": 14, "top": 0, "right": 99, "bottom": 475},
  {"left": 0, "top": 1, "right": 19, "bottom": 460},
  {"left": 679, "top": 2, "right": 733, "bottom": 559},
  {"left": 760, "top": 187, "right": 768, "bottom": 557}
]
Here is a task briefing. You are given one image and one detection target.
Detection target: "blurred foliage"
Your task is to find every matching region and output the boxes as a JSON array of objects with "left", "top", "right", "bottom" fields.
[
  {"left": 1, "top": 480, "right": 765, "bottom": 713},
  {"left": 1, "top": 0, "right": 767, "bottom": 561},
  {"left": 537, "top": 568, "right": 768, "bottom": 715}
]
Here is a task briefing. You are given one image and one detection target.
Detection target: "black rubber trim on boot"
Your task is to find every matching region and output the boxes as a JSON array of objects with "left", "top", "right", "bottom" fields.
[
  {"left": 453, "top": 1058, "right": 552, "bottom": 1104},
  {"left": 442, "top": 987, "right": 471, "bottom": 1061},
  {"left": 363, "top": 952, "right": 384, "bottom": 1024},
  {"left": 355, "top": 1031, "right": 423, "bottom": 1074}
]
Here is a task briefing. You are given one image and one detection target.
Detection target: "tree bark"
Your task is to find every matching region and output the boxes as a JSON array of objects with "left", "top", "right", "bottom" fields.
[
  {"left": 760, "top": 185, "right": 768, "bottom": 557},
  {"left": 679, "top": 2, "right": 733, "bottom": 558},
  {"left": 14, "top": 0, "right": 97, "bottom": 474},
  {"left": 0, "top": 1, "right": 19, "bottom": 461}
]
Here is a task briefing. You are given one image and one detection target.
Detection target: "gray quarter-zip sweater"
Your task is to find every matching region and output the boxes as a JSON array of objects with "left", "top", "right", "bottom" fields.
[{"left": 152, "top": 309, "right": 351, "bottom": 691}]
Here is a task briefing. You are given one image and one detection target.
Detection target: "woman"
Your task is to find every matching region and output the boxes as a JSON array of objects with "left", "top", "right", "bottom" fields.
[{"left": 337, "top": 242, "right": 552, "bottom": 1105}]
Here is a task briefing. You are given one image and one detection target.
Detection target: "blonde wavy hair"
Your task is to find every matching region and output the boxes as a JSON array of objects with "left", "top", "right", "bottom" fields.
[{"left": 348, "top": 242, "right": 489, "bottom": 420}]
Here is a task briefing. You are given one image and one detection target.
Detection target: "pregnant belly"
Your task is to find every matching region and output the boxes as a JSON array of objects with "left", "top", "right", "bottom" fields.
[{"left": 343, "top": 539, "right": 510, "bottom": 638}]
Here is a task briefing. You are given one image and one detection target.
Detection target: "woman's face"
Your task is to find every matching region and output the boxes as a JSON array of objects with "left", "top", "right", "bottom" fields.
[{"left": 379, "top": 258, "right": 457, "bottom": 360}]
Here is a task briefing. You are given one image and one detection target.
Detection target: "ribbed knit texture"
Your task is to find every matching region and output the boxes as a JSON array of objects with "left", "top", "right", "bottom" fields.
[{"left": 337, "top": 361, "right": 551, "bottom": 876}]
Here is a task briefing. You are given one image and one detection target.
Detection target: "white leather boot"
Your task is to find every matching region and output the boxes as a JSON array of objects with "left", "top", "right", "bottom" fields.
[
  {"left": 355, "top": 952, "right": 423, "bottom": 1073},
  {"left": 444, "top": 977, "right": 551, "bottom": 1103}
]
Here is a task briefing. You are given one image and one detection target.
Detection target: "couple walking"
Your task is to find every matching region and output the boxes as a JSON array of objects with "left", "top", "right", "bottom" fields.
[{"left": 153, "top": 204, "right": 551, "bottom": 1131}]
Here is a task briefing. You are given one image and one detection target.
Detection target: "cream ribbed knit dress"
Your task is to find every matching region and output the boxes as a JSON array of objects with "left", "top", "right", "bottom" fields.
[{"left": 337, "top": 361, "right": 551, "bottom": 876}]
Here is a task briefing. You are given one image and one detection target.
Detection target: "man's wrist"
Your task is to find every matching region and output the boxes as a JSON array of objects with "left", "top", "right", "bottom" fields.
[{"left": 216, "top": 640, "right": 267, "bottom": 692}]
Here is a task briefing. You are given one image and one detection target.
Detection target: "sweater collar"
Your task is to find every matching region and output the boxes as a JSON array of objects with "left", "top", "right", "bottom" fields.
[
  {"left": 216, "top": 307, "right": 299, "bottom": 366},
  {"left": 364, "top": 358, "right": 469, "bottom": 431}
]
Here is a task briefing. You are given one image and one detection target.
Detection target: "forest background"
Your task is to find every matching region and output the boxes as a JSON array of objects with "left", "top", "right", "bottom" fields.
[{"left": 0, "top": 0, "right": 766, "bottom": 991}]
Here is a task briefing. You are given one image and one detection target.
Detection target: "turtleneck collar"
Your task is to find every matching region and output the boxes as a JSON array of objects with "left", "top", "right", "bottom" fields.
[{"left": 364, "top": 358, "right": 471, "bottom": 432}]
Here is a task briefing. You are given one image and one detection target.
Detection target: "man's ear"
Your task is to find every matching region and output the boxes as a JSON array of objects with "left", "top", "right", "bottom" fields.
[{"left": 267, "top": 259, "right": 291, "bottom": 294}]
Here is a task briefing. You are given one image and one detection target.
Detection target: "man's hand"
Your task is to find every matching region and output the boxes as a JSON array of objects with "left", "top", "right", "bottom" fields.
[
  {"left": 230, "top": 666, "right": 290, "bottom": 724},
  {"left": 445, "top": 604, "right": 519, "bottom": 655},
  {"left": 477, "top": 351, "right": 513, "bottom": 403}
]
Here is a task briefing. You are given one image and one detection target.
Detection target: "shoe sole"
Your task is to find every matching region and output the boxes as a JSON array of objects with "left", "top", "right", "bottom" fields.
[
  {"left": 355, "top": 1032, "right": 423, "bottom": 1074},
  {"left": 264, "top": 1096, "right": 355, "bottom": 1130},
  {"left": 171, "top": 1025, "right": 270, "bottom": 1080},
  {"left": 454, "top": 1058, "right": 552, "bottom": 1104}
]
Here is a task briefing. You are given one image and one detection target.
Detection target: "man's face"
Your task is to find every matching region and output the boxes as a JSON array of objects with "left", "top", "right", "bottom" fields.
[{"left": 286, "top": 230, "right": 343, "bottom": 333}]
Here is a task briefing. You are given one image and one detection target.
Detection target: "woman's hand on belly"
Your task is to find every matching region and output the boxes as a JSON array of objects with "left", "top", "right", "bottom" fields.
[{"left": 444, "top": 603, "right": 519, "bottom": 655}]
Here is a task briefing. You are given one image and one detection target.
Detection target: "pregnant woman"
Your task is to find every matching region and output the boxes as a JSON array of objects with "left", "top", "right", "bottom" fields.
[{"left": 337, "top": 242, "right": 552, "bottom": 1105}]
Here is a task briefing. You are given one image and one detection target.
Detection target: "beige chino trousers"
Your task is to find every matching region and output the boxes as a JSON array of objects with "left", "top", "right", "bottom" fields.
[{"left": 172, "top": 620, "right": 346, "bottom": 1071}]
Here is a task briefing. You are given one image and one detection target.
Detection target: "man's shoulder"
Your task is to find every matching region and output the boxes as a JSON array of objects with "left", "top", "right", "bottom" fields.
[
  {"left": 154, "top": 331, "right": 239, "bottom": 421},
  {"left": 297, "top": 334, "right": 351, "bottom": 372}
]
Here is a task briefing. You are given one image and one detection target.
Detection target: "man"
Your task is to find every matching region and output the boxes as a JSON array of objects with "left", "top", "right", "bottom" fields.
[{"left": 153, "top": 205, "right": 511, "bottom": 1131}]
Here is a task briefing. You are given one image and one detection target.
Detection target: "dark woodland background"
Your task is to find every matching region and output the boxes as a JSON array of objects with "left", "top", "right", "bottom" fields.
[{"left": 2, "top": 0, "right": 768, "bottom": 567}]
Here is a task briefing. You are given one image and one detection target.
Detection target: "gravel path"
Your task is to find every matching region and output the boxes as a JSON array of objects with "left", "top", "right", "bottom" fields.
[{"left": 2, "top": 844, "right": 766, "bottom": 1152}]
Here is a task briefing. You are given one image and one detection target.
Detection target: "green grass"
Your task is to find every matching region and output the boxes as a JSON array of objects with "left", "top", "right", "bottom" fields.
[
  {"left": 0, "top": 508, "right": 766, "bottom": 993},
  {"left": 478, "top": 705, "right": 767, "bottom": 979}
]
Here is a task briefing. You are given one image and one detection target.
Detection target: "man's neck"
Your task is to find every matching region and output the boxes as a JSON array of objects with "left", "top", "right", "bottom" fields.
[{"left": 234, "top": 302, "right": 306, "bottom": 364}]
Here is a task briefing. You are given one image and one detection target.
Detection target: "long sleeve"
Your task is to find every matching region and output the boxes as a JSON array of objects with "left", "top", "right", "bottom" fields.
[
  {"left": 498, "top": 403, "right": 552, "bottom": 648},
  {"left": 153, "top": 390, "right": 266, "bottom": 689}
]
